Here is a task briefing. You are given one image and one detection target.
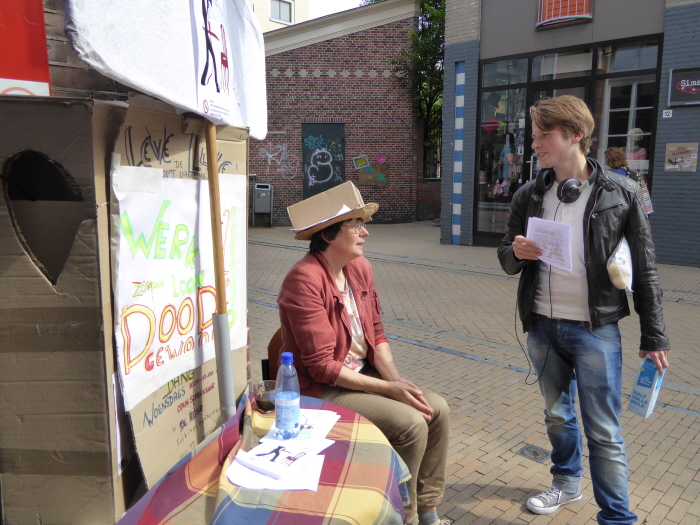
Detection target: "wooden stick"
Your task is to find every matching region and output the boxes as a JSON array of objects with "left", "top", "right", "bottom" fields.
[{"left": 204, "top": 119, "right": 227, "bottom": 315}]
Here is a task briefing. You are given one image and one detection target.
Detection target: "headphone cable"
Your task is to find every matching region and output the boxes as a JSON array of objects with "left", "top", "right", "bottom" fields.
[{"left": 515, "top": 199, "right": 562, "bottom": 386}]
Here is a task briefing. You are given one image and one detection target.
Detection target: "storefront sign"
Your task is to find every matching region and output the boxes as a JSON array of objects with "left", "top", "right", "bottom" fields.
[
  {"left": 668, "top": 68, "right": 700, "bottom": 107},
  {"left": 664, "top": 143, "right": 698, "bottom": 172}
]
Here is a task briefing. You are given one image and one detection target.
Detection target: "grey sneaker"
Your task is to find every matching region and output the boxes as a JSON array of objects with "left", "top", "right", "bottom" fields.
[{"left": 526, "top": 486, "right": 582, "bottom": 515}]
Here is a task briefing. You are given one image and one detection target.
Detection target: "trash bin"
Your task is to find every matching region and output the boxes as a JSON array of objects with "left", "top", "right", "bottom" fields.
[{"left": 253, "top": 183, "right": 273, "bottom": 227}]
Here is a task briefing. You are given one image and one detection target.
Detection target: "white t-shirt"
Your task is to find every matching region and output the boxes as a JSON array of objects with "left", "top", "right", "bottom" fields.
[
  {"left": 340, "top": 287, "right": 368, "bottom": 372},
  {"left": 533, "top": 179, "right": 594, "bottom": 321}
]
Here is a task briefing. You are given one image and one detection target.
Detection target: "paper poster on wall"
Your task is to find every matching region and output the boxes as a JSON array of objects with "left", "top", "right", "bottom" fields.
[
  {"left": 665, "top": 143, "right": 698, "bottom": 172},
  {"left": 112, "top": 168, "right": 247, "bottom": 411},
  {"left": 358, "top": 162, "right": 388, "bottom": 186},
  {"left": 131, "top": 361, "right": 222, "bottom": 486}
]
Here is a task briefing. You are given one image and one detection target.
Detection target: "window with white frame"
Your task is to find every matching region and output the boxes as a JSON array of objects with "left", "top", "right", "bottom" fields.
[
  {"left": 271, "top": 0, "right": 292, "bottom": 23},
  {"left": 600, "top": 76, "right": 655, "bottom": 176}
]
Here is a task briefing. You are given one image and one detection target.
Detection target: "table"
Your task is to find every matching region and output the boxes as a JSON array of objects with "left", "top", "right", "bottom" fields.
[{"left": 118, "top": 394, "right": 410, "bottom": 525}]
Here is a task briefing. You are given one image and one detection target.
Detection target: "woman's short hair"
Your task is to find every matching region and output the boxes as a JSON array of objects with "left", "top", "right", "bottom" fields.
[
  {"left": 604, "top": 147, "right": 627, "bottom": 170},
  {"left": 309, "top": 221, "right": 343, "bottom": 253},
  {"left": 529, "top": 95, "right": 595, "bottom": 155}
]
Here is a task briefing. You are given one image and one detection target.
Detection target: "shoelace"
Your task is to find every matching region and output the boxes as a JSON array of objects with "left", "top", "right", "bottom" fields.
[{"left": 536, "top": 487, "right": 562, "bottom": 503}]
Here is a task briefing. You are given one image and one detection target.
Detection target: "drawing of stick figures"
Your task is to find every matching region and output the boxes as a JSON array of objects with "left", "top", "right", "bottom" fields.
[
  {"left": 220, "top": 24, "right": 229, "bottom": 94},
  {"left": 280, "top": 452, "right": 306, "bottom": 466},
  {"left": 200, "top": 0, "right": 220, "bottom": 92},
  {"left": 256, "top": 445, "right": 285, "bottom": 462}
]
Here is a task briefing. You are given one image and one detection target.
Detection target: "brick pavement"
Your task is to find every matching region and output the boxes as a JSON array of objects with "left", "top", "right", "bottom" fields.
[{"left": 246, "top": 221, "right": 700, "bottom": 524}]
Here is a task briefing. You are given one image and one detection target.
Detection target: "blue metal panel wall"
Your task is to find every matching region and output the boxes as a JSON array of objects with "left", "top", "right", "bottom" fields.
[{"left": 653, "top": 2, "right": 700, "bottom": 265}]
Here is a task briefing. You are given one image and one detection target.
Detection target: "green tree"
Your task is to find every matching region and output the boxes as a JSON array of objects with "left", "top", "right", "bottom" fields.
[{"left": 362, "top": 0, "right": 445, "bottom": 177}]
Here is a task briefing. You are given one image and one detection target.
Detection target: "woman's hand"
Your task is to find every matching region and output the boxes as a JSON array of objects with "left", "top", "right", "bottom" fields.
[
  {"left": 385, "top": 379, "right": 433, "bottom": 422},
  {"left": 513, "top": 235, "right": 542, "bottom": 261}
]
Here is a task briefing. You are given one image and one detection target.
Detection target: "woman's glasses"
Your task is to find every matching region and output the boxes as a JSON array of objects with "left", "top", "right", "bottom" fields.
[{"left": 344, "top": 218, "right": 369, "bottom": 233}]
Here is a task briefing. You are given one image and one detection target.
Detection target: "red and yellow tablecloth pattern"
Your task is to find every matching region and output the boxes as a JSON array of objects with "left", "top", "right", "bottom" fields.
[{"left": 118, "top": 395, "right": 410, "bottom": 525}]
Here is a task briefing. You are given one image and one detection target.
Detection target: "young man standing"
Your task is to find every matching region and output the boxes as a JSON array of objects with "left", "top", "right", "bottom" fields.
[{"left": 497, "top": 95, "right": 670, "bottom": 525}]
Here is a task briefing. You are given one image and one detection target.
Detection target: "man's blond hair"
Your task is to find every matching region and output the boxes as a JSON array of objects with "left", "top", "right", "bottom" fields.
[{"left": 530, "top": 95, "right": 595, "bottom": 155}]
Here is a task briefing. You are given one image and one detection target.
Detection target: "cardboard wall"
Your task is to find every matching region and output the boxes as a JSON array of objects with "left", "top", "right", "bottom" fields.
[
  {"left": 0, "top": 97, "right": 126, "bottom": 524},
  {"left": 110, "top": 96, "right": 249, "bottom": 487},
  {"left": 0, "top": 95, "right": 250, "bottom": 524}
]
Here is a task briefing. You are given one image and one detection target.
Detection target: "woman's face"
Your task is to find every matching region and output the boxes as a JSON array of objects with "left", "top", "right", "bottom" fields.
[{"left": 329, "top": 218, "right": 369, "bottom": 260}]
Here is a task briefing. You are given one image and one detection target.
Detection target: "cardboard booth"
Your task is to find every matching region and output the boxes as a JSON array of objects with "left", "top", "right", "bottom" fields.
[{"left": 0, "top": 94, "right": 249, "bottom": 524}]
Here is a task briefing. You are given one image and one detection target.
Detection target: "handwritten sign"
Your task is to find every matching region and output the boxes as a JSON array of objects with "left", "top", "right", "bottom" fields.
[
  {"left": 130, "top": 359, "right": 224, "bottom": 486},
  {"left": 112, "top": 171, "right": 246, "bottom": 411}
]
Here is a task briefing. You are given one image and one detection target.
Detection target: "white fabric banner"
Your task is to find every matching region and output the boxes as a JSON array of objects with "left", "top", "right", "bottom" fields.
[
  {"left": 66, "top": 0, "right": 267, "bottom": 139},
  {"left": 112, "top": 168, "right": 247, "bottom": 411}
]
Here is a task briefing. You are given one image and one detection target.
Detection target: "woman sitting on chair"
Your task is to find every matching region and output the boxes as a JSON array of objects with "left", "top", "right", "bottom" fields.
[{"left": 277, "top": 183, "right": 451, "bottom": 525}]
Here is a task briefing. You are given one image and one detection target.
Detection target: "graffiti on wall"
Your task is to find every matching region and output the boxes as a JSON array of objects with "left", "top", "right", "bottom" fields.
[
  {"left": 258, "top": 143, "right": 299, "bottom": 177},
  {"left": 301, "top": 123, "right": 345, "bottom": 198}
]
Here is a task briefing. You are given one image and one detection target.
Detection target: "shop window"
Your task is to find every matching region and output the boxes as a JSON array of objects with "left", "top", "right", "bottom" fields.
[
  {"left": 477, "top": 88, "right": 526, "bottom": 233},
  {"left": 482, "top": 59, "right": 528, "bottom": 88},
  {"left": 537, "top": 0, "right": 592, "bottom": 28},
  {"left": 532, "top": 49, "right": 592, "bottom": 81},
  {"left": 597, "top": 43, "right": 658, "bottom": 73},
  {"left": 2, "top": 150, "right": 85, "bottom": 285},
  {"left": 271, "top": 0, "right": 292, "bottom": 23},
  {"left": 599, "top": 77, "right": 655, "bottom": 178}
]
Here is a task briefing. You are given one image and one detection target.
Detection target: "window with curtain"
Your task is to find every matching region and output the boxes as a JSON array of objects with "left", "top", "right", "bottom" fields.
[{"left": 537, "top": 0, "right": 592, "bottom": 28}]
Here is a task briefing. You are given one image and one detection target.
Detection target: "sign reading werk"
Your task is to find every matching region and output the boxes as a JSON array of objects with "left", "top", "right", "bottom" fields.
[
  {"left": 112, "top": 171, "right": 247, "bottom": 411},
  {"left": 669, "top": 67, "right": 700, "bottom": 106}
]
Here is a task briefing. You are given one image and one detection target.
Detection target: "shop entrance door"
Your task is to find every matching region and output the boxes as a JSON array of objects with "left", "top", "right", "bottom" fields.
[{"left": 474, "top": 82, "right": 589, "bottom": 246}]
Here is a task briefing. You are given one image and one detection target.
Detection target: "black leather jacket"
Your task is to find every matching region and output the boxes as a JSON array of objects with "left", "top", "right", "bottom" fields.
[{"left": 497, "top": 158, "right": 670, "bottom": 352}]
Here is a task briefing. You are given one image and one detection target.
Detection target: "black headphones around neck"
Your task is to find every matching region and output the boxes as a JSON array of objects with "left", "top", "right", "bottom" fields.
[{"left": 535, "top": 168, "right": 589, "bottom": 204}]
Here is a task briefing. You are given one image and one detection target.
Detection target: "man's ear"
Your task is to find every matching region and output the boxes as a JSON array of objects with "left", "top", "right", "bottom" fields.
[
  {"left": 572, "top": 131, "right": 584, "bottom": 144},
  {"left": 321, "top": 231, "right": 332, "bottom": 244}
]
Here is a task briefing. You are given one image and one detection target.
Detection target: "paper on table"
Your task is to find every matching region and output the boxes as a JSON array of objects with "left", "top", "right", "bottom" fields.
[
  {"left": 234, "top": 443, "right": 311, "bottom": 480},
  {"left": 261, "top": 409, "right": 341, "bottom": 444},
  {"left": 526, "top": 217, "right": 574, "bottom": 271},
  {"left": 227, "top": 454, "right": 325, "bottom": 491}
]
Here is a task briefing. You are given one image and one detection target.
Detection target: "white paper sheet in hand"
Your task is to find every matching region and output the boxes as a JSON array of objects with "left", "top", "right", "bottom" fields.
[{"left": 526, "top": 217, "right": 574, "bottom": 271}]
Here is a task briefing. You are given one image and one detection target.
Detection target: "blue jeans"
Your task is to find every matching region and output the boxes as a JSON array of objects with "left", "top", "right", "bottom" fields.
[{"left": 528, "top": 314, "right": 637, "bottom": 525}]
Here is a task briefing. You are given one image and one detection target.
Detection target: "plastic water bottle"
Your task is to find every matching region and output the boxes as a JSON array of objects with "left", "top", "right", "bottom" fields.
[{"left": 275, "top": 352, "right": 300, "bottom": 439}]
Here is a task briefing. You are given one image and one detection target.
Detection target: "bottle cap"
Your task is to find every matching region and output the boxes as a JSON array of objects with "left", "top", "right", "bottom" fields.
[{"left": 281, "top": 352, "right": 293, "bottom": 364}]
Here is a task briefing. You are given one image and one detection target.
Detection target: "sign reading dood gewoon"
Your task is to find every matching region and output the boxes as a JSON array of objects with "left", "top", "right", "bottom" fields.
[
  {"left": 669, "top": 67, "right": 700, "bottom": 106},
  {"left": 112, "top": 170, "right": 247, "bottom": 412}
]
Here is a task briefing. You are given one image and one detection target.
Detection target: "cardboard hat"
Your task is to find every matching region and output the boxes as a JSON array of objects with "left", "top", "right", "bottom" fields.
[{"left": 287, "top": 181, "right": 379, "bottom": 240}]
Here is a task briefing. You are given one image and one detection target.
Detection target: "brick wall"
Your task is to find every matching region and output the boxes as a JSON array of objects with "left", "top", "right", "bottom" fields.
[
  {"left": 417, "top": 178, "right": 441, "bottom": 220},
  {"left": 249, "top": 18, "right": 420, "bottom": 226},
  {"left": 43, "top": 0, "right": 129, "bottom": 100}
]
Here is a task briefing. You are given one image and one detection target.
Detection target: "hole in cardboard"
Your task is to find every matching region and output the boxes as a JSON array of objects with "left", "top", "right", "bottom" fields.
[{"left": 2, "top": 150, "right": 86, "bottom": 285}]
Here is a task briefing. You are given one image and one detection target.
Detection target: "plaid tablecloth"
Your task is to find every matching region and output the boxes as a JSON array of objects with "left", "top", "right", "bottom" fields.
[{"left": 118, "top": 395, "right": 410, "bottom": 525}]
